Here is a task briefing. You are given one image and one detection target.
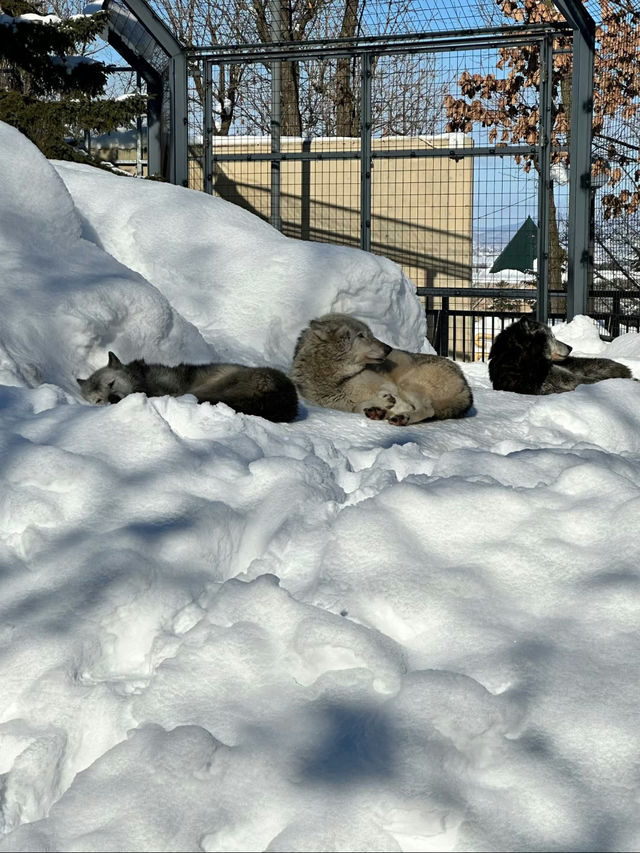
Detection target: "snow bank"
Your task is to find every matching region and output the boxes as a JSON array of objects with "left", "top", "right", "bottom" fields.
[
  {"left": 0, "top": 122, "right": 213, "bottom": 393},
  {"left": 54, "top": 160, "right": 429, "bottom": 369}
]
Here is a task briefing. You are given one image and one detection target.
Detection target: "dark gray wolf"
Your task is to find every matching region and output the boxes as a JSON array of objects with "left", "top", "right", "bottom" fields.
[
  {"left": 489, "top": 316, "right": 633, "bottom": 394},
  {"left": 291, "top": 313, "right": 473, "bottom": 425},
  {"left": 77, "top": 352, "right": 299, "bottom": 422}
]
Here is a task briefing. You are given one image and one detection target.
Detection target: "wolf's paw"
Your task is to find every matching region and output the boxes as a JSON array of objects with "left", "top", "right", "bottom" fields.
[
  {"left": 388, "top": 413, "right": 410, "bottom": 426},
  {"left": 364, "top": 406, "right": 388, "bottom": 420},
  {"left": 373, "top": 390, "right": 397, "bottom": 409}
]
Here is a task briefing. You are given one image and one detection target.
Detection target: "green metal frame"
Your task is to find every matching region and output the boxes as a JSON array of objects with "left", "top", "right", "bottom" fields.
[
  {"left": 102, "top": 0, "right": 188, "bottom": 186},
  {"left": 99, "top": 0, "right": 596, "bottom": 322}
]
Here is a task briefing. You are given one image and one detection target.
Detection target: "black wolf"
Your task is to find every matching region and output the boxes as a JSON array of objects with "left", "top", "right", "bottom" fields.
[
  {"left": 488, "top": 317, "right": 632, "bottom": 395},
  {"left": 77, "top": 352, "right": 298, "bottom": 422}
]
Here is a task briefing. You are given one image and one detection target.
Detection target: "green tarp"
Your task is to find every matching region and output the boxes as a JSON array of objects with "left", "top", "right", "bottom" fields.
[{"left": 490, "top": 215, "right": 538, "bottom": 273}]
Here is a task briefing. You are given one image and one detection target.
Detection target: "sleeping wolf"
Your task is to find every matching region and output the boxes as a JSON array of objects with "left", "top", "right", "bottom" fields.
[
  {"left": 488, "top": 317, "right": 633, "bottom": 395},
  {"left": 77, "top": 352, "right": 299, "bottom": 422},
  {"left": 291, "top": 313, "right": 473, "bottom": 425}
]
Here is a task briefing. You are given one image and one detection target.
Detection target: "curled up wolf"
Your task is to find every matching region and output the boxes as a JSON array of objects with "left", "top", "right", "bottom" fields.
[
  {"left": 488, "top": 317, "right": 633, "bottom": 395},
  {"left": 291, "top": 313, "right": 473, "bottom": 425},
  {"left": 77, "top": 352, "right": 299, "bottom": 423}
]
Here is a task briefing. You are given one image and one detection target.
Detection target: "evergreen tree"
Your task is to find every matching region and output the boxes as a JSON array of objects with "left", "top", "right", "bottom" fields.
[{"left": 0, "top": 0, "right": 145, "bottom": 161}]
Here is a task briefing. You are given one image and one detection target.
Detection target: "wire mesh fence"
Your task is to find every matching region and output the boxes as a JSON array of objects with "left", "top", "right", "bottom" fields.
[
  {"left": 169, "top": 0, "right": 640, "bottom": 359},
  {"left": 577, "top": 0, "right": 640, "bottom": 350},
  {"left": 186, "top": 32, "right": 557, "bottom": 360}
]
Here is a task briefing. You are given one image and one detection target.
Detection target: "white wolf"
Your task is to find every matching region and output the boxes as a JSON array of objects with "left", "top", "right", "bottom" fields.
[
  {"left": 291, "top": 313, "right": 473, "bottom": 425},
  {"left": 77, "top": 352, "right": 299, "bottom": 422}
]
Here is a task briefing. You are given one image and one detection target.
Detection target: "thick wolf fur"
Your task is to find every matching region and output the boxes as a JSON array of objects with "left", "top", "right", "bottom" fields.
[
  {"left": 291, "top": 313, "right": 473, "bottom": 425},
  {"left": 488, "top": 316, "right": 633, "bottom": 395},
  {"left": 77, "top": 352, "right": 299, "bottom": 422}
]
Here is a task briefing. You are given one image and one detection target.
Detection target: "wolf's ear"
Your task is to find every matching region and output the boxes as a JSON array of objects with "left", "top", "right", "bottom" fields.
[
  {"left": 107, "top": 351, "right": 122, "bottom": 367},
  {"left": 309, "top": 320, "right": 332, "bottom": 342},
  {"left": 76, "top": 377, "right": 87, "bottom": 388}
]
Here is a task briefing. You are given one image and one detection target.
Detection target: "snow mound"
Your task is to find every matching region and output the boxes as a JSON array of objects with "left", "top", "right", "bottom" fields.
[
  {"left": 54, "top": 160, "right": 430, "bottom": 368},
  {"left": 0, "top": 122, "right": 213, "bottom": 392}
]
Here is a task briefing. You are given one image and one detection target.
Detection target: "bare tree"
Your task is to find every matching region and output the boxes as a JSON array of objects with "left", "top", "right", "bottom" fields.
[{"left": 153, "top": 0, "right": 441, "bottom": 138}]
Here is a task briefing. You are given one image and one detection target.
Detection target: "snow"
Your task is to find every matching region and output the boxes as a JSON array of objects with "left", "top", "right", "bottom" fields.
[
  {"left": 0, "top": 13, "right": 62, "bottom": 25},
  {"left": 1, "top": 119, "right": 640, "bottom": 852}
]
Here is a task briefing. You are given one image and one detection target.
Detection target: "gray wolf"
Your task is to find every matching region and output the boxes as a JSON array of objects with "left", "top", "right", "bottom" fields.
[
  {"left": 77, "top": 352, "right": 299, "bottom": 422},
  {"left": 488, "top": 316, "right": 633, "bottom": 395},
  {"left": 290, "top": 313, "right": 473, "bottom": 425}
]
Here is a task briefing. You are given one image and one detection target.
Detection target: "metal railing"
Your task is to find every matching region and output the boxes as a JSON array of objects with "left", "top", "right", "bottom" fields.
[{"left": 419, "top": 287, "right": 640, "bottom": 360}]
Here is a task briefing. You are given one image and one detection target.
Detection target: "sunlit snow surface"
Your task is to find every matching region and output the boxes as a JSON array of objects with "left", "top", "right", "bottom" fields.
[{"left": 2, "top": 121, "right": 640, "bottom": 852}]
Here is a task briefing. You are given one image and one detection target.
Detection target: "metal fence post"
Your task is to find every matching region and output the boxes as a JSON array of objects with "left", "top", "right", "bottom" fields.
[
  {"left": 566, "top": 27, "right": 595, "bottom": 318},
  {"left": 438, "top": 297, "right": 450, "bottom": 356},
  {"left": 169, "top": 52, "right": 188, "bottom": 187},
  {"left": 269, "top": 0, "right": 282, "bottom": 231},
  {"left": 301, "top": 137, "right": 311, "bottom": 240},
  {"left": 360, "top": 52, "right": 372, "bottom": 252},
  {"left": 611, "top": 291, "right": 621, "bottom": 338},
  {"left": 136, "top": 71, "right": 144, "bottom": 177},
  {"left": 204, "top": 60, "right": 213, "bottom": 195},
  {"left": 536, "top": 35, "right": 553, "bottom": 323}
]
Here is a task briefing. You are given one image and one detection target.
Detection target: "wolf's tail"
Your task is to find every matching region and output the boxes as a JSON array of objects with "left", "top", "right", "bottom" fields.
[{"left": 194, "top": 367, "right": 299, "bottom": 422}]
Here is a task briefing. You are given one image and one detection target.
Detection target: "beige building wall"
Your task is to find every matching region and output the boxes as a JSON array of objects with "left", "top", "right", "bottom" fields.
[
  {"left": 92, "top": 129, "right": 147, "bottom": 177},
  {"left": 203, "top": 134, "right": 473, "bottom": 296}
]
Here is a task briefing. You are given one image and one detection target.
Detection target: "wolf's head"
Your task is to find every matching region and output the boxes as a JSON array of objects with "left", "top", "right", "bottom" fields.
[
  {"left": 490, "top": 317, "right": 572, "bottom": 363},
  {"left": 303, "top": 314, "right": 392, "bottom": 366},
  {"left": 77, "top": 352, "right": 134, "bottom": 405}
]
